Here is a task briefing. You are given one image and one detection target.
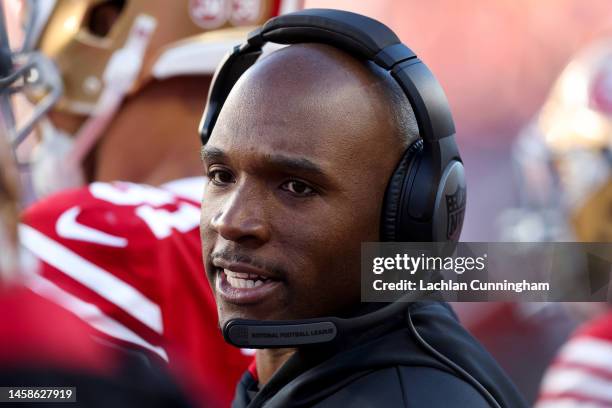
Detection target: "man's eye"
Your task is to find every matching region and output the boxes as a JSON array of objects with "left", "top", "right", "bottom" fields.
[
  {"left": 281, "top": 180, "right": 315, "bottom": 196},
  {"left": 209, "top": 169, "right": 235, "bottom": 185}
]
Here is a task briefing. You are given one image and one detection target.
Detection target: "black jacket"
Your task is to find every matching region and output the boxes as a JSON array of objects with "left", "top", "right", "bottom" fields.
[{"left": 233, "top": 301, "right": 527, "bottom": 408}]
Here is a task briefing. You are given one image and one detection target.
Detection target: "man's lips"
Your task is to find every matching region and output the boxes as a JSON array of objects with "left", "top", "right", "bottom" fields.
[
  {"left": 213, "top": 261, "right": 283, "bottom": 305},
  {"left": 212, "top": 260, "right": 280, "bottom": 280}
]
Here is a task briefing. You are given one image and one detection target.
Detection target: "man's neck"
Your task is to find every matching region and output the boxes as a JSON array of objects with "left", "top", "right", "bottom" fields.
[{"left": 256, "top": 348, "right": 297, "bottom": 386}]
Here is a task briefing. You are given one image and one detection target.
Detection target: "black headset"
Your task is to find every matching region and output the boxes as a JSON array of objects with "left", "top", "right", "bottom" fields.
[
  {"left": 198, "top": 9, "right": 499, "bottom": 408},
  {"left": 199, "top": 8, "right": 466, "bottom": 243}
]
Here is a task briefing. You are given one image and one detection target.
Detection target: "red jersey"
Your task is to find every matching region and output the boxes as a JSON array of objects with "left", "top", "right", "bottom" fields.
[
  {"left": 536, "top": 310, "right": 612, "bottom": 408},
  {"left": 0, "top": 285, "right": 118, "bottom": 375},
  {"left": 20, "top": 177, "right": 252, "bottom": 408}
]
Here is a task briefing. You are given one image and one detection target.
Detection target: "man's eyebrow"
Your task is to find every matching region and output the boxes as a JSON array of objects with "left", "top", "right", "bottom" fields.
[
  {"left": 201, "top": 146, "right": 328, "bottom": 179},
  {"left": 202, "top": 146, "right": 323, "bottom": 173},
  {"left": 264, "top": 153, "right": 326, "bottom": 177},
  {"left": 201, "top": 146, "right": 227, "bottom": 163}
]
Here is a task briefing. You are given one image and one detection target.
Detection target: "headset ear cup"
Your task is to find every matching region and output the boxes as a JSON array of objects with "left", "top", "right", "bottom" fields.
[
  {"left": 380, "top": 140, "right": 423, "bottom": 241},
  {"left": 432, "top": 161, "right": 466, "bottom": 242}
]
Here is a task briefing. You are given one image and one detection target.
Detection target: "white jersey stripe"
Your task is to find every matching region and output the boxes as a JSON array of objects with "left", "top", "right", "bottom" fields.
[
  {"left": 161, "top": 177, "right": 205, "bottom": 203},
  {"left": 25, "top": 272, "right": 168, "bottom": 362},
  {"left": 539, "top": 366, "right": 612, "bottom": 404},
  {"left": 19, "top": 224, "right": 163, "bottom": 334},
  {"left": 558, "top": 338, "right": 612, "bottom": 372},
  {"left": 536, "top": 399, "right": 609, "bottom": 408}
]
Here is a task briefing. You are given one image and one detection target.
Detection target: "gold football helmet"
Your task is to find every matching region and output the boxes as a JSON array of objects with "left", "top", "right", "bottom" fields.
[{"left": 24, "top": 0, "right": 297, "bottom": 114}]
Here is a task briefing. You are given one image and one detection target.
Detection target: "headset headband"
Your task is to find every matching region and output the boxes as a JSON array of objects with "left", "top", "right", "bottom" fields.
[{"left": 199, "top": 8, "right": 455, "bottom": 147}]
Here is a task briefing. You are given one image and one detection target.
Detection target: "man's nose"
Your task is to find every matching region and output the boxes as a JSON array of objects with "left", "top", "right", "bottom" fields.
[{"left": 209, "top": 185, "right": 271, "bottom": 245}]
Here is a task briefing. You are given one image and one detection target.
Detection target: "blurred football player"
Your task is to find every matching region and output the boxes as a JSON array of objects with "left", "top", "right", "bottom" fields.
[
  {"left": 501, "top": 36, "right": 612, "bottom": 243},
  {"left": 15, "top": 0, "right": 299, "bottom": 197},
  {"left": 0, "top": 9, "right": 195, "bottom": 405},
  {"left": 506, "top": 38, "right": 612, "bottom": 407},
  {"left": 2, "top": 90, "right": 196, "bottom": 408},
  {"left": 7, "top": 1, "right": 302, "bottom": 406}
]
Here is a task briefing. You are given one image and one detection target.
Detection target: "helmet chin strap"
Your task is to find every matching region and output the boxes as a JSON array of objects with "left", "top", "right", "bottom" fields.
[{"left": 64, "top": 14, "right": 157, "bottom": 177}]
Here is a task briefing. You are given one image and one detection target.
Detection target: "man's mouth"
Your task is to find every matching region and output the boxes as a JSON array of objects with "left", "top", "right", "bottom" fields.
[
  {"left": 225, "top": 270, "right": 270, "bottom": 289},
  {"left": 214, "top": 263, "right": 283, "bottom": 305}
]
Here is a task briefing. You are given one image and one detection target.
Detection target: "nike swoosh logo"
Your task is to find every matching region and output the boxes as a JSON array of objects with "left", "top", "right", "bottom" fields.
[{"left": 56, "top": 206, "right": 128, "bottom": 247}]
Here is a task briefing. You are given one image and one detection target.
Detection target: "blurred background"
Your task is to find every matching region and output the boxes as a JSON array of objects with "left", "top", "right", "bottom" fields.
[{"left": 4, "top": 0, "right": 612, "bottom": 406}]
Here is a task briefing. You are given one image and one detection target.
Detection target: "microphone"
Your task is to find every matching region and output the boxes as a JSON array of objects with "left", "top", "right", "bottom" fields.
[
  {"left": 222, "top": 293, "right": 419, "bottom": 348},
  {"left": 223, "top": 318, "right": 339, "bottom": 348}
]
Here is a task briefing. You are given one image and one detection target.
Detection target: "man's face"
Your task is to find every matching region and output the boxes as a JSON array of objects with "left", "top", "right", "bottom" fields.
[{"left": 200, "top": 44, "right": 404, "bottom": 326}]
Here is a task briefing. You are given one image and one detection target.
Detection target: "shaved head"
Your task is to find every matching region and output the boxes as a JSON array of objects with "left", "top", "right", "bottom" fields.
[
  {"left": 214, "top": 43, "right": 419, "bottom": 153},
  {"left": 201, "top": 43, "right": 420, "bottom": 327}
]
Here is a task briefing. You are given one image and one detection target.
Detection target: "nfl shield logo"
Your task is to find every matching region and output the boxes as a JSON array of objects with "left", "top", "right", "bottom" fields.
[{"left": 446, "top": 186, "right": 466, "bottom": 240}]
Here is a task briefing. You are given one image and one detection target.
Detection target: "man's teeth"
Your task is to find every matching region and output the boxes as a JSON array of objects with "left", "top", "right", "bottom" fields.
[{"left": 224, "top": 269, "right": 268, "bottom": 289}]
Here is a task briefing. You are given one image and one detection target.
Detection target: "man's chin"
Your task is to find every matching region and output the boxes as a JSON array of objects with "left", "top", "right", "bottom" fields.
[{"left": 217, "top": 303, "right": 287, "bottom": 327}]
